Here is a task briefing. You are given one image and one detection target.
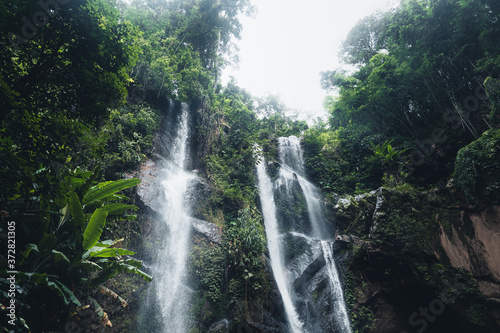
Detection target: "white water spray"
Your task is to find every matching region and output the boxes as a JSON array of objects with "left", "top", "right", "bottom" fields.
[
  {"left": 278, "top": 136, "right": 352, "bottom": 333},
  {"left": 142, "top": 102, "right": 195, "bottom": 333},
  {"left": 321, "top": 241, "right": 352, "bottom": 333},
  {"left": 256, "top": 150, "right": 305, "bottom": 333}
]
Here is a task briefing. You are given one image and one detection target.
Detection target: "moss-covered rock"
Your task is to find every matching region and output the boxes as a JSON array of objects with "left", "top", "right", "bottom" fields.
[
  {"left": 453, "top": 128, "right": 500, "bottom": 204},
  {"left": 334, "top": 185, "right": 499, "bottom": 332}
]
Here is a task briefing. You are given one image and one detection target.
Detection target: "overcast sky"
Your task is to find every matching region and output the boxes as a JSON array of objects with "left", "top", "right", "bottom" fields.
[{"left": 223, "top": 0, "right": 398, "bottom": 120}]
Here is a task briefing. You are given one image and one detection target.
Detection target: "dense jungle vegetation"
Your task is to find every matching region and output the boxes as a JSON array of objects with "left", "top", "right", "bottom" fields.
[{"left": 1, "top": 0, "right": 499, "bottom": 331}]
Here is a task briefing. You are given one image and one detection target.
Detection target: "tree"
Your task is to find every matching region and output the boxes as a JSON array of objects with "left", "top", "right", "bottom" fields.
[
  {"left": 0, "top": 0, "right": 141, "bottom": 208},
  {"left": 340, "top": 11, "right": 392, "bottom": 66}
]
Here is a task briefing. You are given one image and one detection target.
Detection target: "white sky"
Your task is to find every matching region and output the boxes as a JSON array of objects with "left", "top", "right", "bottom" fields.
[{"left": 223, "top": 0, "right": 397, "bottom": 120}]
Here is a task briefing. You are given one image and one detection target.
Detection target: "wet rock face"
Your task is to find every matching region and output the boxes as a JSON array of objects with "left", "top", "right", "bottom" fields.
[
  {"left": 274, "top": 172, "right": 311, "bottom": 235},
  {"left": 208, "top": 319, "right": 229, "bottom": 333},
  {"left": 333, "top": 187, "right": 500, "bottom": 332},
  {"left": 190, "top": 217, "right": 222, "bottom": 244},
  {"left": 134, "top": 159, "right": 160, "bottom": 209},
  {"left": 275, "top": 232, "right": 350, "bottom": 333},
  {"left": 439, "top": 205, "right": 500, "bottom": 298}
]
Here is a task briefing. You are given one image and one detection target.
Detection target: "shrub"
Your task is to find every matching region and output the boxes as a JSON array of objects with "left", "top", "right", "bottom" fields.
[{"left": 453, "top": 129, "right": 500, "bottom": 203}]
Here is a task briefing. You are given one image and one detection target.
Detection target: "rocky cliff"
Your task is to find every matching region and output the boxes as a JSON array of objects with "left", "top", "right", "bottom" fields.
[{"left": 333, "top": 186, "right": 500, "bottom": 332}]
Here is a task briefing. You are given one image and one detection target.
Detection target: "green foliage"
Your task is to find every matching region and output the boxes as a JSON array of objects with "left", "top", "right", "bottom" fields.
[
  {"left": 0, "top": 0, "right": 142, "bottom": 209},
  {"left": 82, "top": 208, "right": 109, "bottom": 250},
  {"left": 189, "top": 207, "right": 267, "bottom": 332},
  {"left": 302, "top": 124, "right": 384, "bottom": 196},
  {"left": 123, "top": 0, "right": 253, "bottom": 103},
  {"left": 0, "top": 168, "right": 149, "bottom": 331},
  {"left": 339, "top": 11, "right": 391, "bottom": 66},
  {"left": 319, "top": 0, "right": 500, "bottom": 187},
  {"left": 370, "top": 188, "right": 440, "bottom": 257},
  {"left": 369, "top": 140, "right": 408, "bottom": 183},
  {"left": 224, "top": 208, "right": 266, "bottom": 287},
  {"left": 484, "top": 77, "right": 500, "bottom": 126},
  {"left": 453, "top": 129, "right": 500, "bottom": 203},
  {"left": 99, "top": 103, "right": 162, "bottom": 178},
  {"left": 199, "top": 85, "right": 261, "bottom": 214},
  {"left": 189, "top": 243, "right": 226, "bottom": 329},
  {"left": 343, "top": 269, "right": 374, "bottom": 333}
]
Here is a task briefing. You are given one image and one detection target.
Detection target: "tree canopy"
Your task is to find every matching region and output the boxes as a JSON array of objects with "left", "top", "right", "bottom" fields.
[{"left": 311, "top": 0, "right": 500, "bottom": 193}]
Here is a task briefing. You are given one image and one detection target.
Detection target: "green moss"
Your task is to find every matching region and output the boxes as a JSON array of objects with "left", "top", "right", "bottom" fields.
[
  {"left": 453, "top": 128, "right": 500, "bottom": 203},
  {"left": 485, "top": 77, "right": 500, "bottom": 126},
  {"left": 343, "top": 269, "right": 374, "bottom": 333}
]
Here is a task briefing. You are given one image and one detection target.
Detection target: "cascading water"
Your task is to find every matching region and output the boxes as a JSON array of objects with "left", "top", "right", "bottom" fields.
[
  {"left": 256, "top": 136, "right": 351, "bottom": 332},
  {"left": 256, "top": 150, "right": 305, "bottom": 333},
  {"left": 278, "top": 137, "right": 325, "bottom": 237},
  {"left": 279, "top": 136, "right": 351, "bottom": 333},
  {"left": 321, "top": 241, "right": 352, "bottom": 333},
  {"left": 139, "top": 101, "right": 195, "bottom": 333}
]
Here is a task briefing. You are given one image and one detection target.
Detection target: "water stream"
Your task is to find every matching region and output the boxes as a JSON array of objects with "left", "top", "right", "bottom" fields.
[
  {"left": 256, "top": 136, "right": 351, "bottom": 332},
  {"left": 256, "top": 151, "right": 305, "bottom": 333},
  {"left": 139, "top": 101, "right": 196, "bottom": 333}
]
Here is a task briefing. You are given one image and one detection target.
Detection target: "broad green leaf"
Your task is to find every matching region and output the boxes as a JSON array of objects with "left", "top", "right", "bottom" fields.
[
  {"left": 19, "top": 244, "right": 39, "bottom": 265},
  {"left": 102, "top": 203, "right": 138, "bottom": 216},
  {"left": 90, "top": 261, "right": 152, "bottom": 286},
  {"left": 84, "top": 246, "right": 135, "bottom": 258},
  {"left": 115, "top": 263, "right": 153, "bottom": 282},
  {"left": 55, "top": 281, "right": 81, "bottom": 306},
  {"left": 122, "top": 258, "right": 143, "bottom": 269},
  {"left": 46, "top": 280, "right": 81, "bottom": 306},
  {"left": 73, "top": 260, "right": 103, "bottom": 271},
  {"left": 59, "top": 204, "right": 69, "bottom": 229},
  {"left": 83, "top": 178, "right": 140, "bottom": 206},
  {"left": 104, "top": 193, "right": 129, "bottom": 202},
  {"left": 82, "top": 208, "right": 108, "bottom": 250},
  {"left": 37, "top": 234, "right": 57, "bottom": 253},
  {"left": 92, "top": 248, "right": 135, "bottom": 258},
  {"left": 71, "top": 178, "right": 87, "bottom": 185},
  {"left": 77, "top": 165, "right": 101, "bottom": 199},
  {"left": 97, "top": 240, "right": 114, "bottom": 247},
  {"left": 69, "top": 192, "right": 85, "bottom": 234},
  {"left": 52, "top": 250, "right": 70, "bottom": 264}
]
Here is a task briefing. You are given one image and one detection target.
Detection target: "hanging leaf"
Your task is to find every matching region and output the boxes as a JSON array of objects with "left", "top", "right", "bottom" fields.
[
  {"left": 19, "top": 244, "right": 39, "bottom": 265},
  {"left": 89, "top": 297, "right": 104, "bottom": 317},
  {"left": 69, "top": 192, "right": 85, "bottom": 241},
  {"left": 76, "top": 165, "right": 102, "bottom": 200},
  {"left": 52, "top": 250, "right": 71, "bottom": 264},
  {"left": 82, "top": 178, "right": 140, "bottom": 206},
  {"left": 97, "top": 239, "right": 114, "bottom": 247},
  {"left": 102, "top": 203, "right": 138, "bottom": 216},
  {"left": 37, "top": 234, "right": 58, "bottom": 254},
  {"left": 73, "top": 260, "right": 103, "bottom": 272},
  {"left": 50, "top": 280, "right": 81, "bottom": 306},
  {"left": 115, "top": 262, "right": 153, "bottom": 282},
  {"left": 82, "top": 208, "right": 108, "bottom": 250},
  {"left": 85, "top": 246, "right": 135, "bottom": 258},
  {"left": 59, "top": 204, "right": 69, "bottom": 229}
]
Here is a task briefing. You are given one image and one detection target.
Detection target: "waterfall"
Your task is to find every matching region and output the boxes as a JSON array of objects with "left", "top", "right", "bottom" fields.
[
  {"left": 256, "top": 152, "right": 305, "bottom": 333},
  {"left": 321, "top": 241, "right": 352, "bottom": 333},
  {"left": 139, "top": 101, "right": 196, "bottom": 333},
  {"left": 257, "top": 136, "right": 351, "bottom": 332},
  {"left": 280, "top": 136, "right": 351, "bottom": 333}
]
